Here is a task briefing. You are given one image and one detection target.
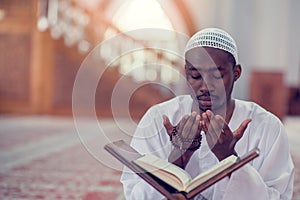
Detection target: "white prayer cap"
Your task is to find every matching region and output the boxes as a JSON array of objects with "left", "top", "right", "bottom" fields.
[{"left": 185, "top": 28, "right": 238, "bottom": 64}]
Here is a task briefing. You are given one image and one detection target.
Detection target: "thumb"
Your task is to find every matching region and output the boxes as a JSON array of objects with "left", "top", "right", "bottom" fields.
[
  {"left": 163, "top": 115, "right": 173, "bottom": 136},
  {"left": 234, "top": 119, "right": 252, "bottom": 141}
]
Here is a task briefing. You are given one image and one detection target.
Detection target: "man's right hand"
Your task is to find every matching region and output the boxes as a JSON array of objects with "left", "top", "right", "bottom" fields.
[{"left": 163, "top": 112, "right": 202, "bottom": 169}]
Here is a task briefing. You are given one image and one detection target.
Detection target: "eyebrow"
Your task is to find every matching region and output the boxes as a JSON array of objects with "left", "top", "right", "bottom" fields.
[{"left": 185, "top": 60, "right": 224, "bottom": 72}]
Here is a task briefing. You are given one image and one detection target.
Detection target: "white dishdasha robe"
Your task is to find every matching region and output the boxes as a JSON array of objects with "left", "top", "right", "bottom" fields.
[{"left": 121, "top": 95, "right": 294, "bottom": 200}]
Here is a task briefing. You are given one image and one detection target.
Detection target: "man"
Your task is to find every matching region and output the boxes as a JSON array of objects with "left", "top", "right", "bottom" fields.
[{"left": 120, "top": 28, "right": 294, "bottom": 199}]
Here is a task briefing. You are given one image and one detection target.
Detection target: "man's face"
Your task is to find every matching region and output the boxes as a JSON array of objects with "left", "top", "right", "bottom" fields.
[{"left": 185, "top": 47, "right": 239, "bottom": 112}]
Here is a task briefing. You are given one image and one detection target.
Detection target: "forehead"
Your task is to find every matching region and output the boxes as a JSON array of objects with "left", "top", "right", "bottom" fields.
[{"left": 185, "top": 47, "right": 231, "bottom": 69}]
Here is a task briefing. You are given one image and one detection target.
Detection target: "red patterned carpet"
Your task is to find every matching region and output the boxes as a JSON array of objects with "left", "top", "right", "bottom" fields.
[
  {"left": 0, "top": 116, "right": 299, "bottom": 199},
  {"left": 0, "top": 116, "right": 124, "bottom": 199},
  {"left": 0, "top": 144, "right": 122, "bottom": 199}
]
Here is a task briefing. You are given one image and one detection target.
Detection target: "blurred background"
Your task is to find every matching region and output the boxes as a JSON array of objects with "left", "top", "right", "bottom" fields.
[{"left": 0, "top": 0, "right": 299, "bottom": 199}]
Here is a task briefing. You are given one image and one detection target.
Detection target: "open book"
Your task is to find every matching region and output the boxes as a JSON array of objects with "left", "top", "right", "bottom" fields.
[
  {"left": 104, "top": 140, "right": 259, "bottom": 200},
  {"left": 133, "top": 153, "right": 237, "bottom": 193}
]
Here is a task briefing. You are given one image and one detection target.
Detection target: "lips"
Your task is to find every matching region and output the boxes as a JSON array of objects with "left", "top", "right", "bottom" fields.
[
  {"left": 198, "top": 96, "right": 212, "bottom": 101},
  {"left": 197, "top": 95, "right": 216, "bottom": 107},
  {"left": 198, "top": 99, "right": 212, "bottom": 107}
]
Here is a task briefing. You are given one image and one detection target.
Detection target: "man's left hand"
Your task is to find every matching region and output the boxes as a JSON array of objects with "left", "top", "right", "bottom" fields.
[{"left": 201, "top": 110, "right": 251, "bottom": 161}]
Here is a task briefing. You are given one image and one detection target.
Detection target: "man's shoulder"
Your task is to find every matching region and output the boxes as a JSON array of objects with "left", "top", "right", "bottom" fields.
[
  {"left": 235, "top": 100, "right": 286, "bottom": 146},
  {"left": 235, "top": 99, "right": 282, "bottom": 123}
]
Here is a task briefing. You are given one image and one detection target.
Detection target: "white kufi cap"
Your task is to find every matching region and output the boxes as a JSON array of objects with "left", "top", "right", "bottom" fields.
[{"left": 185, "top": 28, "right": 238, "bottom": 64}]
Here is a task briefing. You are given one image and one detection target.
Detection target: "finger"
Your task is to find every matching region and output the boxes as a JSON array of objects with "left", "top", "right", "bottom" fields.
[
  {"left": 178, "top": 115, "right": 190, "bottom": 134},
  {"left": 204, "top": 130, "right": 215, "bottom": 149},
  {"left": 200, "top": 119, "right": 207, "bottom": 133},
  {"left": 213, "top": 115, "right": 227, "bottom": 142},
  {"left": 206, "top": 110, "right": 214, "bottom": 121},
  {"left": 207, "top": 115, "right": 222, "bottom": 144},
  {"left": 163, "top": 115, "right": 173, "bottom": 136},
  {"left": 221, "top": 118, "right": 231, "bottom": 134},
  {"left": 204, "top": 110, "right": 217, "bottom": 135},
  {"left": 216, "top": 115, "right": 232, "bottom": 144},
  {"left": 212, "top": 115, "right": 226, "bottom": 134},
  {"left": 199, "top": 120, "right": 205, "bottom": 135},
  {"left": 182, "top": 112, "right": 197, "bottom": 138},
  {"left": 211, "top": 115, "right": 230, "bottom": 137},
  {"left": 203, "top": 110, "right": 216, "bottom": 130},
  {"left": 201, "top": 112, "right": 210, "bottom": 133},
  {"left": 234, "top": 118, "right": 252, "bottom": 140},
  {"left": 190, "top": 114, "right": 201, "bottom": 138}
]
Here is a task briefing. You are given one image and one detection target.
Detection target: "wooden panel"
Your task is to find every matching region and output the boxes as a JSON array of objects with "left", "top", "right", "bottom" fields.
[
  {"left": 0, "top": 18, "right": 33, "bottom": 34},
  {"left": 52, "top": 41, "right": 84, "bottom": 113},
  {"left": 29, "top": 28, "right": 54, "bottom": 114},
  {"left": 249, "top": 71, "right": 287, "bottom": 120},
  {"left": 0, "top": 0, "right": 35, "bottom": 18},
  {"left": 0, "top": 0, "right": 53, "bottom": 114},
  {"left": 0, "top": 33, "right": 31, "bottom": 102},
  {"left": 0, "top": 0, "right": 35, "bottom": 34}
]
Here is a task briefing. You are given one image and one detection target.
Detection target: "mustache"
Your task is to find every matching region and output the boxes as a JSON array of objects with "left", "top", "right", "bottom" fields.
[{"left": 196, "top": 93, "right": 218, "bottom": 99}]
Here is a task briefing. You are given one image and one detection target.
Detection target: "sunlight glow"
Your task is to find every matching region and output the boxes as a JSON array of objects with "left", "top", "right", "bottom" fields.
[
  {"left": 101, "top": 0, "right": 181, "bottom": 85},
  {"left": 112, "top": 0, "right": 174, "bottom": 31}
]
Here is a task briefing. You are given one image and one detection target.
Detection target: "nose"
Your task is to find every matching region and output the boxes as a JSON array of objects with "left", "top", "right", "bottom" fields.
[
  {"left": 199, "top": 74, "right": 215, "bottom": 93},
  {"left": 199, "top": 79, "right": 209, "bottom": 93}
]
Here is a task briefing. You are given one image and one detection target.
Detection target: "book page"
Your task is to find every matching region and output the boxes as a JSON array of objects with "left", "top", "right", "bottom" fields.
[
  {"left": 105, "top": 140, "right": 259, "bottom": 199},
  {"left": 133, "top": 154, "right": 192, "bottom": 191},
  {"left": 185, "top": 155, "right": 237, "bottom": 192}
]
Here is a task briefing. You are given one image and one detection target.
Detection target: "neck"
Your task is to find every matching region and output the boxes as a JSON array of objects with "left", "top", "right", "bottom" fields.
[{"left": 224, "top": 99, "right": 235, "bottom": 124}]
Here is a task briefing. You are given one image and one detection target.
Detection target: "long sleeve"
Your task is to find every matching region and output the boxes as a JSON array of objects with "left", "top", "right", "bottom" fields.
[
  {"left": 120, "top": 106, "right": 171, "bottom": 200},
  {"left": 121, "top": 167, "right": 165, "bottom": 200},
  {"left": 223, "top": 113, "right": 294, "bottom": 200},
  {"left": 223, "top": 163, "right": 294, "bottom": 200},
  {"left": 120, "top": 96, "right": 195, "bottom": 200},
  {"left": 120, "top": 98, "right": 294, "bottom": 200}
]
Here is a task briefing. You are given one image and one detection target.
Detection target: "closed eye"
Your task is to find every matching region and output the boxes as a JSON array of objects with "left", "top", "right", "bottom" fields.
[
  {"left": 212, "top": 73, "right": 223, "bottom": 79},
  {"left": 190, "top": 70, "right": 202, "bottom": 79},
  {"left": 211, "top": 69, "right": 224, "bottom": 79}
]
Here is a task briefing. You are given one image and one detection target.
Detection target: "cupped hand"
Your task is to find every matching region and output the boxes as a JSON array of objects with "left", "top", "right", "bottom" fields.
[
  {"left": 163, "top": 112, "right": 202, "bottom": 168},
  {"left": 201, "top": 110, "right": 251, "bottom": 161},
  {"left": 163, "top": 112, "right": 202, "bottom": 150}
]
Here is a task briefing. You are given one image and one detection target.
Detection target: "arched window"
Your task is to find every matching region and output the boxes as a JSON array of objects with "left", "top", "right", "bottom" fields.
[{"left": 101, "top": 0, "right": 186, "bottom": 85}]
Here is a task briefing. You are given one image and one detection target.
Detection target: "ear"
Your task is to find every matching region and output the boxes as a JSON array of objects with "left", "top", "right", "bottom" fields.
[{"left": 233, "top": 64, "right": 241, "bottom": 81}]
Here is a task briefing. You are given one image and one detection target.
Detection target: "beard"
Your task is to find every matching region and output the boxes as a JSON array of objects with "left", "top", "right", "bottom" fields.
[{"left": 196, "top": 94, "right": 227, "bottom": 115}]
